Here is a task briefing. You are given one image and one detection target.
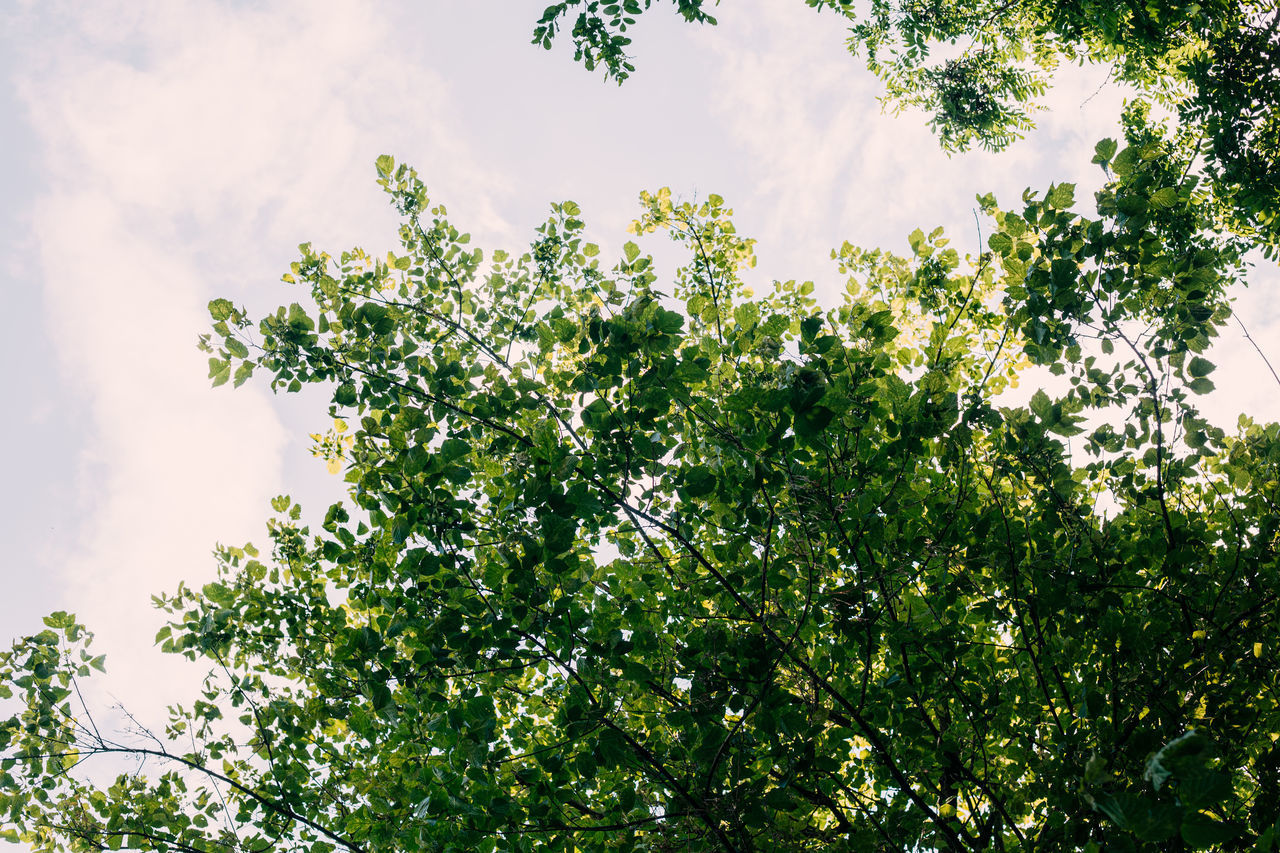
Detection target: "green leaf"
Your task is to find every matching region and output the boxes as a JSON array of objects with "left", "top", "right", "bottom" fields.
[
  {"left": 1188, "top": 377, "right": 1215, "bottom": 394},
  {"left": 1130, "top": 801, "right": 1183, "bottom": 842},
  {"left": 369, "top": 682, "right": 395, "bottom": 718},
  {"left": 1047, "top": 183, "right": 1075, "bottom": 209},
  {"left": 1187, "top": 356, "right": 1214, "bottom": 378},
  {"left": 232, "top": 362, "right": 255, "bottom": 388},
  {"left": 682, "top": 465, "right": 716, "bottom": 498},
  {"left": 202, "top": 583, "right": 234, "bottom": 607},
  {"left": 1180, "top": 812, "right": 1242, "bottom": 848},
  {"left": 1112, "top": 145, "right": 1138, "bottom": 176},
  {"left": 1030, "top": 389, "right": 1052, "bottom": 420},
  {"left": 42, "top": 612, "right": 73, "bottom": 630},
  {"left": 208, "top": 298, "right": 235, "bottom": 321},
  {"left": 1092, "top": 138, "right": 1118, "bottom": 166},
  {"left": 654, "top": 308, "right": 684, "bottom": 334},
  {"left": 1256, "top": 821, "right": 1280, "bottom": 853},
  {"left": 209, "top": 358, "right": 231, "bottom": 387},
  {"left": 542, "top": 512, "right": 577, "bottom": 554},
  {"left": 800, "top": 316, "right": 822, "bottom": 343},
  {"left": 334, "top": 384, "right": 358, "bottom": 406}
]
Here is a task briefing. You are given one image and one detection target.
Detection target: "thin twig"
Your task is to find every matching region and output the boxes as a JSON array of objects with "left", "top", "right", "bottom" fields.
[{"left": 1234, "top": 313, "right": 1280, "bottom": 390}]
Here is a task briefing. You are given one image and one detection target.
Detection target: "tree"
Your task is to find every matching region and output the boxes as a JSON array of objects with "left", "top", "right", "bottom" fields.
[
  {"left": 3, "top": 111, "right": 1280, "bottom": 850},
  {"left": 533, "top": 0, "right": 1280, "bottom": 253}
]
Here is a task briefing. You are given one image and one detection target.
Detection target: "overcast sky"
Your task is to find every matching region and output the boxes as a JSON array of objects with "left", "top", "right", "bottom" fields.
[{"left": 2, "top": 1, "right": 1278, "bottom": 842}]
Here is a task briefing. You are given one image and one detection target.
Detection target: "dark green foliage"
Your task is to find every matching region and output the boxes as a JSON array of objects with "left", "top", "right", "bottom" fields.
[
  {"left": 532, "top": 1, "right": 719, "bottom": 82},
  {"left": 3, "top": 142, "right": 1278, "bottom": 850}
]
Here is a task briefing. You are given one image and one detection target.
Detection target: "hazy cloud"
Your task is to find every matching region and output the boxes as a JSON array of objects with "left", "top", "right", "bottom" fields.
[{"left": 15, "top": 0, "right": 511, "bottom": 711}]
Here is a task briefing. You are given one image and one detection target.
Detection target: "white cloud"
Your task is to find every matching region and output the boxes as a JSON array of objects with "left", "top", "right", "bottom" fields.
[
  {"left": 1208, "top": 260, "right": 1280, "bottom": 427},
  {"left": 16, "top": 0, "right": 512, "bottom": 718},
  {"left": 30, "top": 188, "right": 285, "bottom": 697},
  {"left": 697, "top": 2, "right": 1135, "bottom": 290}
]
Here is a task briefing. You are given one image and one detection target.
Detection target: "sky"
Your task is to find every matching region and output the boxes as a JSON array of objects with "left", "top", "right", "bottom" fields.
[{"left": 1, "top": 0, "right": 1278, "bottom": 844}]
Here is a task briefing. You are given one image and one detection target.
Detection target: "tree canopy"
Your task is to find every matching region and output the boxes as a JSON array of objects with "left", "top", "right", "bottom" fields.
[
  {"left": 533, "top": 0, "right": 1280, "bottom": 252},
  {"left": 4, "top": 106, "right": 1280, "bottom": 849}
]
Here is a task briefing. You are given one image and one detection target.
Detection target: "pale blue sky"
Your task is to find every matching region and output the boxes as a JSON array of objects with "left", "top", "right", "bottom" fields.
[{"left": 1, "top": 2, "right": 1277, "bottom": 846}]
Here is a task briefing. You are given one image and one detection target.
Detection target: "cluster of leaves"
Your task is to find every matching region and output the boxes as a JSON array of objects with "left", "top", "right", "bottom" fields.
[
  {"left": 3, "top": 121, "right": 1279, "bottom": 850},
  {"left": 529, "top": 0, "right": 1280, "bottom": 251},
  {"left": 837, "top": 0, "right": 1280, "bottom": 250},
  {"left": 532, "top": 1, "right": 719, "bottom": 82}
]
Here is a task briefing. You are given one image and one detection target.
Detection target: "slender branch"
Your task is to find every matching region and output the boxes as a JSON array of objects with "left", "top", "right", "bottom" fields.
[
  {"left": 81, "top": 745, "right": 366, "bottom": 853},
  {"left": 1234, "top": 313, "right": 1280, "bottom": 390}
]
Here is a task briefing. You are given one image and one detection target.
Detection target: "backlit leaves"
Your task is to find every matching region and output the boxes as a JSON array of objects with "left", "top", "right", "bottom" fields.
[{"left": 2, "top": 153, "right": 1278, "bottom": 852}]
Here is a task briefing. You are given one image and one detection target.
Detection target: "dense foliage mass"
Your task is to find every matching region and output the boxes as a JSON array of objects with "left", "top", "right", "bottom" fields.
[
  {"left": 534, "top": 0, "right": 1279, "bottom": 252},
  {"left": 3, "top": 111, "right": 1279, "bottom": 851}
]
